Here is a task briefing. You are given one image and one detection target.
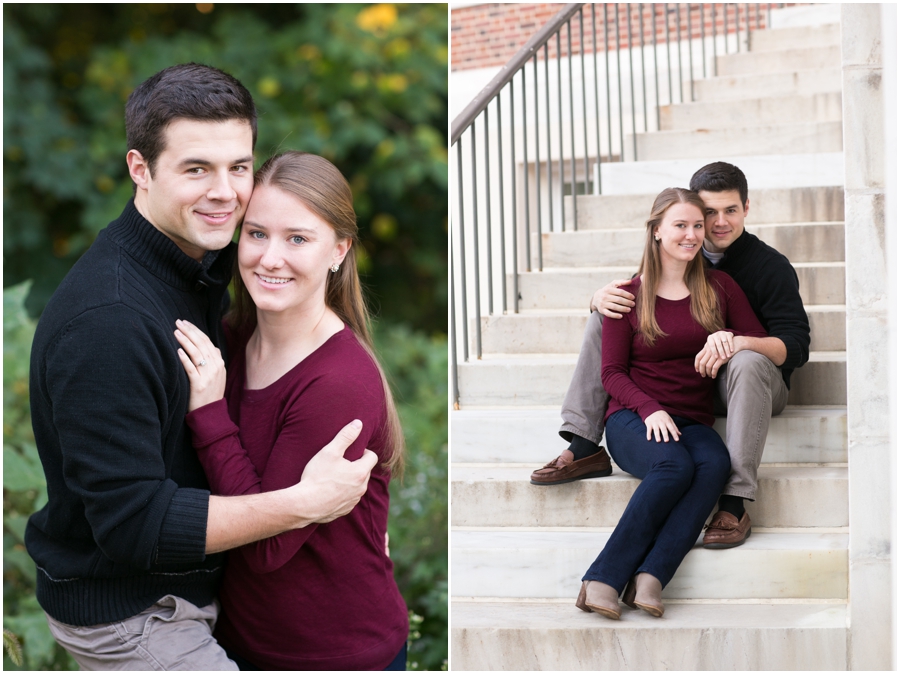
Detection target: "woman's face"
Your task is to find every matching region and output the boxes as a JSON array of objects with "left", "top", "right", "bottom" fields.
[
  {"left": 653, "top": 202, "right": 705, "bottom": 266},
  {"left": 238, "top": 183, "right": 350, "bottom": 317}
]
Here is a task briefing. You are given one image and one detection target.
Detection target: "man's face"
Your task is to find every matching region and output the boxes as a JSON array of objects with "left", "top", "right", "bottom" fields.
[
  {"left": 699, "top": 189, "right": 749, "bottom": 254},
  {"left": 129, "top": 119, "right": 254, "bottom": 261}
]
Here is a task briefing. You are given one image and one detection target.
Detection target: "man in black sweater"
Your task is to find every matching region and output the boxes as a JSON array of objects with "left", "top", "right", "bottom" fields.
[
  {"left": 26, "top": 64, "right": 377, "bottom": 670},
  {"left": 532, "top": 162, "right": 810, "bottom": 551}
]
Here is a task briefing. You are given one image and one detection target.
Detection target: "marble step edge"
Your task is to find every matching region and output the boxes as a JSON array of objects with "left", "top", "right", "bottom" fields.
[
  {"left": 450, "top": 602, "right": 848, "bottom": 671},
  {"left": 539, "top": 221, "right": 846, "bottom": 236},
  {"left": 630, "top": 119, "right": 842, "bottom": 141},
  {"left": 466, "top": 350, "right": 846, "bottom": 364},
  {"left": 519, "top": 260, "right": 846, "bottom": 274}
]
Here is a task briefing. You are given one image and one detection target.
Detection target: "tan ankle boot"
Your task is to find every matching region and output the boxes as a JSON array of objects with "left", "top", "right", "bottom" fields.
[
  {"left": 633, "top": 573, "right": 664, "bottom": 617},
  {"left": 576, "top": 580, "right": 621, "bottom": 620}
]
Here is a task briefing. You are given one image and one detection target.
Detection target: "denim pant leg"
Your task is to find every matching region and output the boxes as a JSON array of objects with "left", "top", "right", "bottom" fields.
[
  {"left": 581, "top": 409, "right": 697, "bottom": 593},
  {"left": 637, "top": 423, "right": 732, "bottom": 587}
]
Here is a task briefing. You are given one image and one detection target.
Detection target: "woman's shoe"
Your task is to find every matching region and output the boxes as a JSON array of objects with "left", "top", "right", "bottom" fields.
[
  {"left": 621, "top": 577, "right": 637, "bottom": 609},
  {"left": 576, "top": 580, "right": 621, "bottom": 620},
  {"left": 633, "top": 573, "right": 664, "bottom": 617}
]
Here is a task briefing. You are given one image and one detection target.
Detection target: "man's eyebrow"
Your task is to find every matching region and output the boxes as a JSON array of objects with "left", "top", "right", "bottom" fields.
[{"left": 177, "top": 155, "right": 254, "bottom": 167}]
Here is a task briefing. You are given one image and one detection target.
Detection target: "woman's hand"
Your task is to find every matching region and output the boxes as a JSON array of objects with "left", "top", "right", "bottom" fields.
[
  {"left": 706, "top": 330, "right": 736, "bottom": 359},
  {"left": 644, "top": 410, "right": 681, "bottom": 443},
  {"left": 174, "top": 319, "right": 226, "bottom": 412}
]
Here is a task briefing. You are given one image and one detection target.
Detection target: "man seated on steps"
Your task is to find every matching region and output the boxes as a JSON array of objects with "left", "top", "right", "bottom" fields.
[{"left": 531, "top": 161, "right": 811, "bottom": 549}]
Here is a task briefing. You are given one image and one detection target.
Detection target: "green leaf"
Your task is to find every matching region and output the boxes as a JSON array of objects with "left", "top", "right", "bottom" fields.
[{"left": 3, "top": 446, "right": 45, "bottom": 492}]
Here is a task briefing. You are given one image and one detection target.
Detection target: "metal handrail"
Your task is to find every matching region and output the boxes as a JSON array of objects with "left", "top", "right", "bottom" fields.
[
  {"left": 451, "top": 3, "right": 786, "bottom": 407},
  {"left": 451, "top": 4, "right": 583, "bottom": 145}
]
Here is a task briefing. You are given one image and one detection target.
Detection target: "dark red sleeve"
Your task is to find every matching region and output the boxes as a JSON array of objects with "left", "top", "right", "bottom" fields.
[
  {"left": 185, "top": 353, "right": 383, "bottom": 574},
  {"left": 600, "top": 301, "right": 664, "bottom": 421},
  {"left": 713, "top": 272, "right": 768, "bottom": 338}
]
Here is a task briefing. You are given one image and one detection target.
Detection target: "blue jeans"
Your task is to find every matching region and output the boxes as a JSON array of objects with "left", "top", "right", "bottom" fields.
[{"left": 582, "top": 409, "right": 731, "bottom": 592}]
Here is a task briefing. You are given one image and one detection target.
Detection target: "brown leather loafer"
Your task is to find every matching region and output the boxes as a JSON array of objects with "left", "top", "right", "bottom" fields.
[
  {"left": 530, "top": 447, "right": 612, "bottom": 485},
  {"left": 703, "top": 511, "right": 752, "bottom": 549}
]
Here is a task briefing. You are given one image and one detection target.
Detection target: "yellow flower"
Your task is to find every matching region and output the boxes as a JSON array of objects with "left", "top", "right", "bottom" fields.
[
  {"left": 258, "top": 77, "right": 281, "bottom": 98},
  {"left": 356, "top": 4, "right": 397, "bottom": 33}
]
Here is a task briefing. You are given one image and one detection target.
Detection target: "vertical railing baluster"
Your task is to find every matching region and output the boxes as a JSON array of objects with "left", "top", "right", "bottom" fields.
[
  {"left": 712, "top": 4, "right": 718, "bottom": 76},
  {"left": 510, "top": 79, "right": 518, "bottom": 314},
  {"left": 450, "top": 224, "right": 458, "bottom": 406},
  {"left": 456, "top": 140, "right": 469, "bottom": 362},
  {"left": 497, "top": 93, "right": 507, "bottom": 314},
  {"left": 533, "top": 54, "right": 542, "bottom": 271},
  {"left": 639, "top": 3, "right": 648, "bottom": 134},
  {"left": 653, "top": 4, "right": 661, "bottom": 131},
  {"left": 745, "top": 4, "right": 750, "bottom": 50},
  {"left": 724, "top": 2, "right": 730, "bottom": 54},
  {"left": 521, "top": 68, "right": 531, "bottom": 272},
  {"left": 544, "top": 44, "right": 553, "bottom": 232},
  {"left": 604, "top": 5, "right": 613, "bottom": 162},
  {"left": 665, "top": 4, "right": 673, "bottom": 105},
  {"left": 615, "top": 4, "right": 625, "bottom": 161},
  {"left": 687, "top": 4, "right": 694, "bottom": 102},
  {"left": 469, "top": 127, "right": 482, "bottom": 359},
  {"left": 701, "top": 3, "right": 707, "bottom": 78},
  {"left": 557, "top": 31, "right": 566, "bottom": 230},
  {"left": 627, "top": 5, "right": 637, "bottom": 160},
  {"left": 482, "top": 108, "right": 493, "bottom": 315},
  {"left": 676, "top": 4, "right": 683, "bottom": 104},
  {"left": 580, "top": 8, "right": 590, "bottom": 195},
  {"left": 592, "top": 3, "right": 602, "bottom": 193},
  {"left": 568, "top": 20, "right": 578, "bottom": 226}
]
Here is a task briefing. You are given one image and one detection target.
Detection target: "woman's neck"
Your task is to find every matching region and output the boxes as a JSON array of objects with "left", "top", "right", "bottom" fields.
[
  {"left": 245, "top": 300, "right": 345, "bottom": 389},
  {"left": 656, "top": 258, "right": 690, "bottom": 300}
]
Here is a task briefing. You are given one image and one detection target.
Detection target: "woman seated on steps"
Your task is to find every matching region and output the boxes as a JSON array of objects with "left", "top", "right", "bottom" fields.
[{"left": 576, "top": 187, "right": 767, "bottom": 619}]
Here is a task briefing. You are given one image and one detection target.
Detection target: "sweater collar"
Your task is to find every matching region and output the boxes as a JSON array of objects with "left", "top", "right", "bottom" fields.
[
  {"left": 106, "top": 199, "right": 234, "bottom": 291},
  {"left": 720, "top": 228, "right": 751, "bottom": 263}
]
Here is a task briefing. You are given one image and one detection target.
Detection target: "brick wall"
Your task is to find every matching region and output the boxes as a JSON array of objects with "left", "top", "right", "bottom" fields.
[{"left": 451, "top": 3, "right": 800, "bottom": 71}]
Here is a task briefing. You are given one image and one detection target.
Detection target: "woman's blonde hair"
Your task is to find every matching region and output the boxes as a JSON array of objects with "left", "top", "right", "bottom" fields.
[
  {"left": 635, "top": 187, "right": 723, "bottom": 346},
  {"left": 229, "top": 152, "right": 405, "bottom": 477}
]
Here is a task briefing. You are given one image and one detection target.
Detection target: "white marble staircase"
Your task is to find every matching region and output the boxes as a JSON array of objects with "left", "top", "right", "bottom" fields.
[{"left": 450, "top": 14, "right": 852, "bottom": 671}]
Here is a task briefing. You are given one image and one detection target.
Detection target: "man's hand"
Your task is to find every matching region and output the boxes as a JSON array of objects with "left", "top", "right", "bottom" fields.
[
  {"left": 695, "top": 331, "right": 737, "bottom": 378},
  {"left": 294, "top": 419, "right": 378, "bottom": 523},
  {"left": 590, "top": 279, "right": 636, "bottom": 318}
]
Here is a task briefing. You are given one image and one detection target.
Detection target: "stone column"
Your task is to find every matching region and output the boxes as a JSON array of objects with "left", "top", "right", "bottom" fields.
[{"left": 841, "top": 4, "right": 892, "bottom": 670}]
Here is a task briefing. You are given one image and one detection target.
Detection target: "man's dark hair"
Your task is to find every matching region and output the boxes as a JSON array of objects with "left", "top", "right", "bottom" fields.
[
  {"left": 689, "top": 161, "right": 748, "bottom": 205},
  {"left": 125, "top": 63, "right": 257, "bottom": 175}
]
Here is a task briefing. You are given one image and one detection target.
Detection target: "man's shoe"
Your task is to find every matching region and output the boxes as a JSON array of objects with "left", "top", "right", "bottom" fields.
[
  {"left": 530, "top": 447, "right": 612, "bottom": 485},
  {"left": 703, "top": 511, "right": 752, "bottom": 549}
]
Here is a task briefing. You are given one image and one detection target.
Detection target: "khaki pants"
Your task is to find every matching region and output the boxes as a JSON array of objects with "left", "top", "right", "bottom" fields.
[
  {"left": 45, "top": 595, "right": 238, "bottom": 671},
  {"left": 559, "top": 311, "right": 788, "bottom": 501}
]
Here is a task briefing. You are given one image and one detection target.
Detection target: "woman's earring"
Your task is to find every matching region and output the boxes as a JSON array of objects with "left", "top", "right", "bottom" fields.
[
  {"left": 330, "top": 263, "right": 340, "bottom": 273},
  {"left": 654, "top": 236, "right": 660, "bottom": 242}
]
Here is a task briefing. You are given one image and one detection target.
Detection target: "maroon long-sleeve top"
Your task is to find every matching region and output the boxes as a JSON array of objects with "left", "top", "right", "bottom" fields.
[
  {"left": 185, "top": 325, "right": 408, "bottom": 671},
  {"left": 602, "top": 270, "right": 768, "bottom": 427}
]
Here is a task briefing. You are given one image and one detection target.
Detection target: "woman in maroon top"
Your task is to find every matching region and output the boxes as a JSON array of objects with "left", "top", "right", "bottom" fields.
[
  {"left": 576, "top": 188, "right": 767, "bottom": 620},
  {"left": 173, "top": 152, "right": 408, "bottom": 670}
]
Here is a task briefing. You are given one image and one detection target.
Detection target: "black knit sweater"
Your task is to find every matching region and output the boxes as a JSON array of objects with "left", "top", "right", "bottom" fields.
[
  {"left": 25, "top": 200, "right": 233, "bottom": 626},
  {"left": 706, "top": 229, "right": 811, "bottom": 388}
]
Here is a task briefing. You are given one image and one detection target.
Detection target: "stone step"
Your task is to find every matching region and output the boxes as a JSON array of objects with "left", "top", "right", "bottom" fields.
[
  {"left": 566, "top": 186, "right": 844, "bottom": 230},
  {"left": 450, "top": 407, "right": 848, "bottom": 464},
  {"left": 625, "top": 122, "right": 842, "bottom": 162},
  {"left": 693, "top": 68, "right": 841, "bottom": 102},
  {"left": 716, "top": 46, "right": 841, "bottom": 77},
  {"left": 451, "top": 465, "right": 847, "bottom": 528},
  {"left": 457, "top": 352, "right": 846, "bottom": 407},
  {"left": 749, "top": 23, "right": 842, "bottom": 52},
  {"left": 451, "top": 530, "right": 848, "bottom": 600},
  {"left": 539, "top": 222, "right": 845, "bottom": 267},
  {"left": 598, "top": 153, "right": 844, "bottom": 195},
  {"left": 659, "top": 92, "right": 842, "bottom": 131},
  {"left": 450, "top": 602, "right": 847, "bottom": 670},
  {"left": 477, "top": 304, "right": 845, "bottom": 354},
  {"left": 510, "top": 262, "right": 845, "bottom": 309}
]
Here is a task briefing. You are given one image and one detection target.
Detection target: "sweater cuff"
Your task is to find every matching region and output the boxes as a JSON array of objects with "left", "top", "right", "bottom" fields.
[
  {"left": 185, "top": 398, "right": 240, "bottom": 447},
  {"left": 155, "top": 488, "right": 209, "bottom": 565},
  {"left": 778, "top": 335, "right": 804, "bottom": 370},
  {"left": 638, "top": 402, "right": 664, "bottom": 421}
]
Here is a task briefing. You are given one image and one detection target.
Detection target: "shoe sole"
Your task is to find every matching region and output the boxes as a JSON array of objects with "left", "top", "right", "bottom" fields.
[
  {"left": 530, "top": 467, "right": 613, "bottom": 486},
  {"left": 584, "top": 602, "right": 621, "bottom": 620},
  {"left": 634, "top": 601, "right": 664, "bottom": 618},
  {"left": 703, "top": 527, "right": 751, "bottom": 549}
]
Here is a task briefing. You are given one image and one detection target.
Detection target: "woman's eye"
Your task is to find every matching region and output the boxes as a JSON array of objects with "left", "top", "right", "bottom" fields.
[
  {"left": 291, "top": 236, "right": 306, "bottom": 245},
  {"left": 249, "top": 231, "right": 265, "bottom": 239}
]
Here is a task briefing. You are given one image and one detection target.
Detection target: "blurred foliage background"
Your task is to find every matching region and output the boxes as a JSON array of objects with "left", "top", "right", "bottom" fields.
[{"left": 3, "top": 3, "right": 447, "bottom": 671}]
